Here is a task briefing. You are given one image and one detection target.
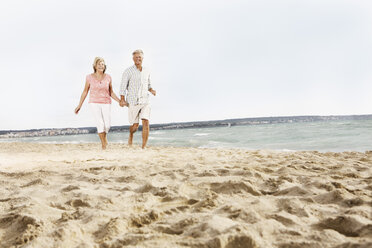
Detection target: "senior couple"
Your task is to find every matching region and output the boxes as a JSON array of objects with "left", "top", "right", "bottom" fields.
[{"left": 75, "top": 50, "right": 156, "bottom": 149}]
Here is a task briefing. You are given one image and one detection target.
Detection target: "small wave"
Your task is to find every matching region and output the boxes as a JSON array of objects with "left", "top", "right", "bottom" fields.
[
  {"left": 199, "top": 141, "right": 229, "bottom": 148},
  {"left": 194, "top": 133, "right": 210, "bottom": 136},
  {"left": 148, "top": 137, "right": 172, "bottom": 140},
  {"left": 150, "top": 131, "right": 165, "bottom": 135},
  {"left": 279, "top": 149, "right": 297, "bottom": 152}
]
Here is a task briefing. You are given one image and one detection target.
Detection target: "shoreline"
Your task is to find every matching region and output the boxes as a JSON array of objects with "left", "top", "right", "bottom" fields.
[
  {"left": 0, "top": 143, "right": 371, "bottom": 247},
  {"left": 0, "top": 141, "right": 371, "bottom": 154}
]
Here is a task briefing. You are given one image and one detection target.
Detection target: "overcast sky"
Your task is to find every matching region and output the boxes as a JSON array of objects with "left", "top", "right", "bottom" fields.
[{"left": 1, "top": 0, "right": 372, "bottom": 130}]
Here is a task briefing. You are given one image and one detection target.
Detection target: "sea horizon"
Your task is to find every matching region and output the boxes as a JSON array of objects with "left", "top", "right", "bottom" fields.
[{"left": 1, "top": 113, "right": 371, "bottom": 137}]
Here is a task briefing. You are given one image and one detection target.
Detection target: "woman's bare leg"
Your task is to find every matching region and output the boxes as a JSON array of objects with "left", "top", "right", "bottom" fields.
[
  {"left": 98, "top": 132, "right": 106, "bottom": 149},
  {"left": 103, "top": 132, "right": 108, "bottom": 147}
]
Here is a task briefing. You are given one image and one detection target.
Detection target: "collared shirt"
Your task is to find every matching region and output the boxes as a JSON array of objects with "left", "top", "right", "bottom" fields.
[{"left": 119, "top": 65, "right": 152, "bottom": 106}]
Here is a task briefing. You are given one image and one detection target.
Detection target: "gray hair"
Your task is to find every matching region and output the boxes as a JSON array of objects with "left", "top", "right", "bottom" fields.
[{"left": 132, "top": 49, "right": 144, "bottom": 56}]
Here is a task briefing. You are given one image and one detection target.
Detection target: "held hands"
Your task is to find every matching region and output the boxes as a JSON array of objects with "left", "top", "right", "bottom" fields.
[
  {"left": 118, "top": 89, "right": 156, "bottom": 108},
  {"left": 119, "top": 99, "right": 128, "bottom": 107}
]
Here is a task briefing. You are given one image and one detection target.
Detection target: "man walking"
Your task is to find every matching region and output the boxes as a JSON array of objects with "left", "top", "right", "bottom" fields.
[{"left": 119, "top": 49, "right": 156, "bottom": 149}]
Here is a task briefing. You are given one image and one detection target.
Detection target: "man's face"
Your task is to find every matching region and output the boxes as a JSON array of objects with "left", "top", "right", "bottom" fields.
[{"left": 133, "top": 53, "right": 143, "bottom": 66}]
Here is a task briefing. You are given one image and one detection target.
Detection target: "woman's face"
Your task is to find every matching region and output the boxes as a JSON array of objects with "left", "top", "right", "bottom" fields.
[{"left": 95, "top": 60, "right": 105, "bottom": 73}]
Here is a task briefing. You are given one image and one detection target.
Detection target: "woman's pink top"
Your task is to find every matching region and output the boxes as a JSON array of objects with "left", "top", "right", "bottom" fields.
[{"left": 87, "top": 73, "right": 112, "bottom": 104}]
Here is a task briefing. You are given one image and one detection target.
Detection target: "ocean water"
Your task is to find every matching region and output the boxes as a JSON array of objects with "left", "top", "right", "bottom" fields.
[{"left": 1, "top": 119, "right": 371, "bottom": 152}]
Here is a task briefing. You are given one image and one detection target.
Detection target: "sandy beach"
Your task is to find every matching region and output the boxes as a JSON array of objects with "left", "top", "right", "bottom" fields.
[{"left": 0, "top": 143, "right": 371, "bottom": 247}]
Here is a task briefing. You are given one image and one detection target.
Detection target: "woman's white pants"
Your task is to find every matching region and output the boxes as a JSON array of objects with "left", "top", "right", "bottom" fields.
[{"left": 90, "top": 103, "right": 111, "bottom": 133}]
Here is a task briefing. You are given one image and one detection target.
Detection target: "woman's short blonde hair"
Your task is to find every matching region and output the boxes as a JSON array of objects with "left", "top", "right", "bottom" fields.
[{"left": 93, "top": 57, "right": 106, "bottom": 73}]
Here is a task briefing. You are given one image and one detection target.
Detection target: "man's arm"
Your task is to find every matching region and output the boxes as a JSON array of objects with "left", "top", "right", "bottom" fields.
[
  {"left": 148, "top": 73, "right": 156, "bottom": 96},
  {"left": 120, "top": 70, "right": 129, "bottom": 106}
]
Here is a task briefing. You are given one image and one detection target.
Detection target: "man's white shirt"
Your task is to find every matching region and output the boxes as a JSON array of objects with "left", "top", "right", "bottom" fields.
[{"left": 120, "top": 65, "right": 152, "bottom": 106}]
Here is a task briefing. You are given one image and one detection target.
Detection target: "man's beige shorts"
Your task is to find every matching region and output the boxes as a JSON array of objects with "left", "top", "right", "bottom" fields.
[{"left": 128, "top": 104, "right": 151, "bottom": 125}]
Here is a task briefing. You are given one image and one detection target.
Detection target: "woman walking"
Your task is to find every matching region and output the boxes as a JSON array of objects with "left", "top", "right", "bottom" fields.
[{"left": 75, "top": 57, "right": 122, "bottom": 149}]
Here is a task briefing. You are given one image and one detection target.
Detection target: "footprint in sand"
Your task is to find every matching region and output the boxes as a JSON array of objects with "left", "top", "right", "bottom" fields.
[
  {"left": 209, "top": 181, "right": 261, "bottom": 196},
  {"left": 66, "top": 199, "right": 91, "bottom": 208},
  {"left": 93, "top": 217, "right": 127, "bottom": 243},
  {"left": 316, "top": 215, "right": 371, "bottom": 237},
  {"left": 61, "top": 185, "right": 80, "bottom": 192},
  {"left": 130, "top": 210, "right": 159, "bottom": 228},
  {"left": 0, "top": 214, "right": 42, "bottom": 247}
]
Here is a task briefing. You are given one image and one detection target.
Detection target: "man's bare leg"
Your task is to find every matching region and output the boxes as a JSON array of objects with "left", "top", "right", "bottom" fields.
[
  {"left": 142, "top": 119, "right": 149, "bottom": 149},
  {"left": 98, "top": 132, "right": 106, "bottom": 150},
  {"left": 129, "top": 123, "right": 139, "bottom": 146}
]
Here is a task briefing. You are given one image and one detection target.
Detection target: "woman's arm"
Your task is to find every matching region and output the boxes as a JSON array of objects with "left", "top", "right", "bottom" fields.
[
  {"left": 109, "top": 81, "right": 124, "bottom": 104},
  {"left": 75, "top": 81, "right": 90, "bottom": 114}
]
